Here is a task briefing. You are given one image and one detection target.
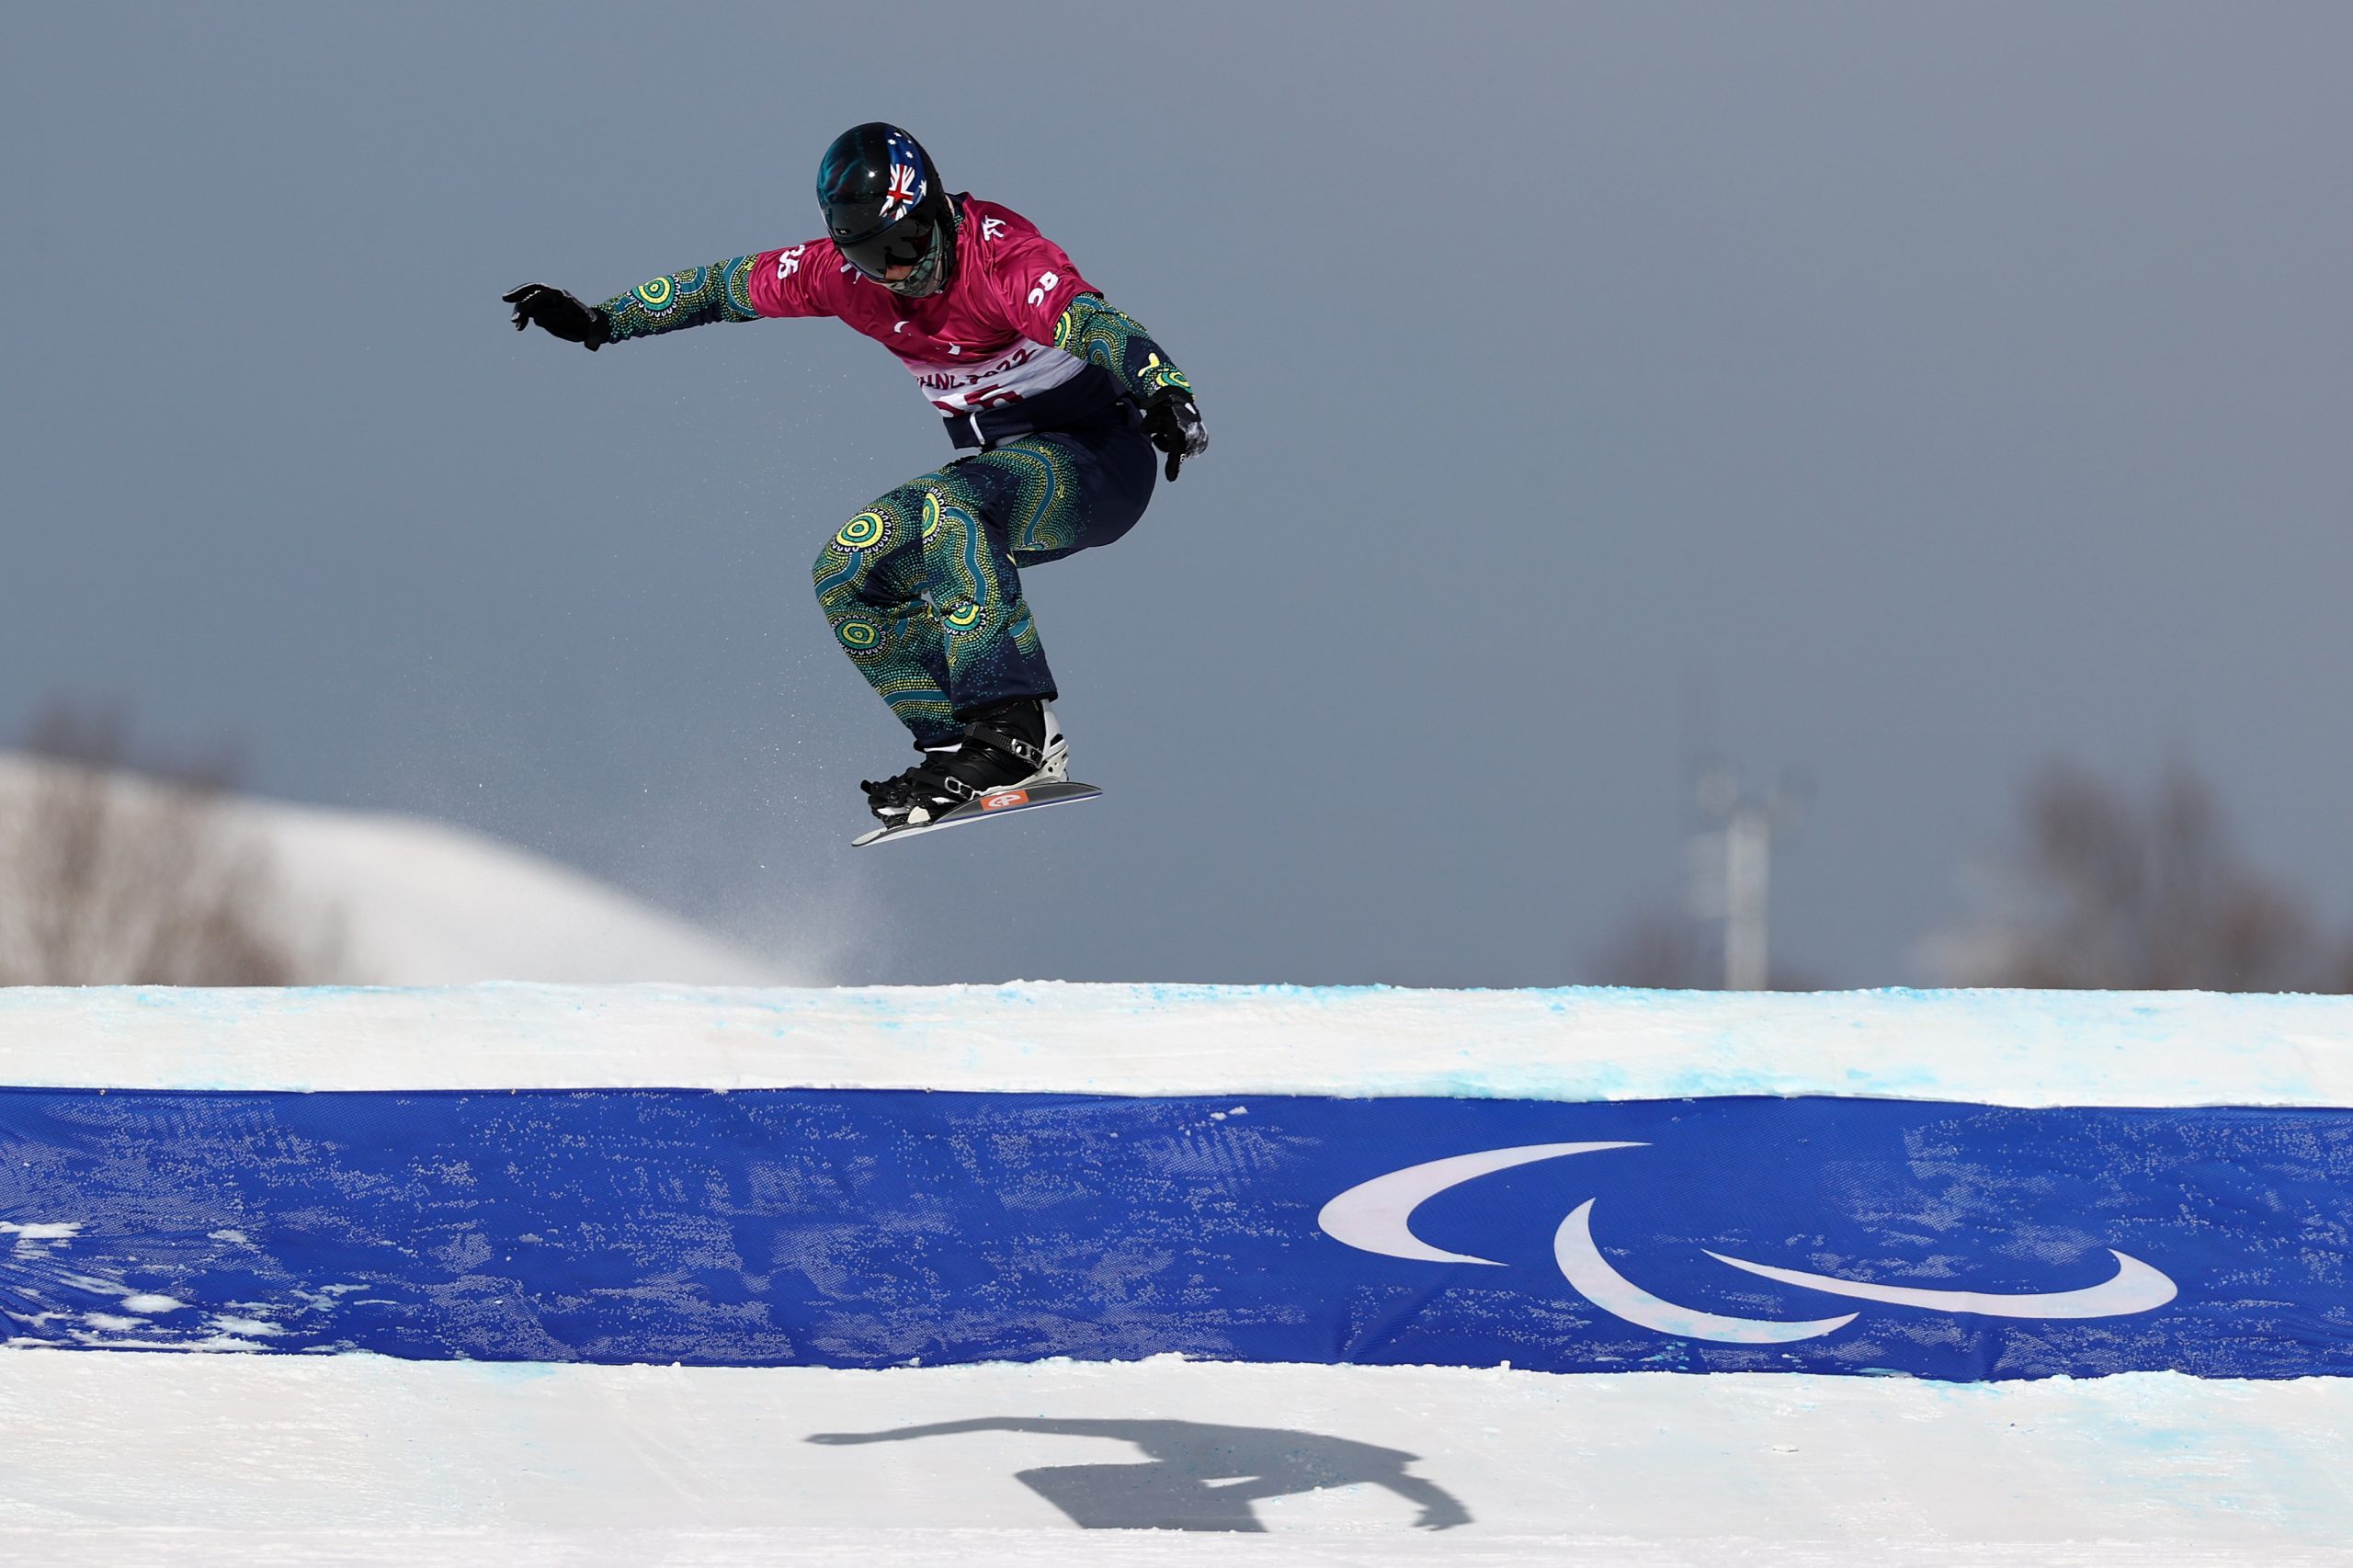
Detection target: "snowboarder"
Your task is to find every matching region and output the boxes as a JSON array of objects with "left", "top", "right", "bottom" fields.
[{"left": 504, "top": 123, "right": 1207, "bottom": 833}]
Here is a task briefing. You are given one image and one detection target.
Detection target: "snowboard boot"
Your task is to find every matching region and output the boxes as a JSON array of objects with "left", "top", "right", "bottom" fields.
[
  {"left": 858, "top": 699, "right": 1068, "bottom": 829},
  {"left": 859, "top": 742, "right": 962, "bottom": 831}
]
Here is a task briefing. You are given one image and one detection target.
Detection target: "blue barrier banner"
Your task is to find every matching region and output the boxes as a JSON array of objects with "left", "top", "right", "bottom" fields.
[{"left": 2, "top": 1088, "right": 2347, "bottom": 1380}]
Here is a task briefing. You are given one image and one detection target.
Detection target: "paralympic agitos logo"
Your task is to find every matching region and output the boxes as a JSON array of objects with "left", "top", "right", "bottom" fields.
[{"left": 1317, "top": 1142, "right": 2178, "bottom": 1344}]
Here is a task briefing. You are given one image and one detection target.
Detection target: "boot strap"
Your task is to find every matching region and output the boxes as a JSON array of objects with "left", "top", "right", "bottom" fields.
[{"left": 962, "top": 723, "right": 1043, "bottom": 769}]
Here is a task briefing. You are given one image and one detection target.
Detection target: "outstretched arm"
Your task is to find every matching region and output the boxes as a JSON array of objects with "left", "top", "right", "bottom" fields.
[
  {"left": 595, "top": 256, "right": 767, "bottom": 343},
  {"left": 506, "top": 246, "right": 829, "bottom": 350}
]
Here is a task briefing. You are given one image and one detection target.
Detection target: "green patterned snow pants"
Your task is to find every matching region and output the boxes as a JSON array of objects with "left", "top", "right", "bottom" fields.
[{"left": 812, "top": 421, "right": 1157, "bottom": 748}]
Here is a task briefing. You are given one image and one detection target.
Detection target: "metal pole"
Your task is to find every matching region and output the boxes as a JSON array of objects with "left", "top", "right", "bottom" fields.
[{"left": 1723, "top": 802, "right": 1770, "bottom": 990}]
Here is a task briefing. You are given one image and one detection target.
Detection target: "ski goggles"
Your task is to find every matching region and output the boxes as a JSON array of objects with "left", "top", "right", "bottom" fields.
[{"left": 837, "top": 212, "right": 940, "bottom": 289}]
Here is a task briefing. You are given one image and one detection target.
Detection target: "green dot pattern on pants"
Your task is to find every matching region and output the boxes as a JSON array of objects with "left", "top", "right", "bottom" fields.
[
  {"left": 810, "top": 428, "right": 1154, "bottom": 749},
  {"left": 836, "top": 510, "right": 889, "bottom": 551}
]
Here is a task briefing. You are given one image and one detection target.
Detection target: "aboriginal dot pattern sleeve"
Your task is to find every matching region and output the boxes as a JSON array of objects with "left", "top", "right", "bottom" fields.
[
  {"left": 597, "top": 256, "right": 766, "bottom": 342},
  {"left": 1051, "top": 295, "right": 1194, "bottom": 404}
]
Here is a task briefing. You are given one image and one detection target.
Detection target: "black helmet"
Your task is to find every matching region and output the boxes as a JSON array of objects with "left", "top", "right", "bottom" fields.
[{"left": 817, "top": 122, "right": 957, "bottom": 298}]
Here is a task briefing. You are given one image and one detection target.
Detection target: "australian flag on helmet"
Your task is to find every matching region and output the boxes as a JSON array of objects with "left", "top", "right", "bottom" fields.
[{"left": 881, "top": 129, "right": 927, "bottom": 222}]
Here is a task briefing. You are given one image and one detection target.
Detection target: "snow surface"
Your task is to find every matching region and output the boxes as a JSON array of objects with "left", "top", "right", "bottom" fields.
[
  {"left": 1, "top": 1354, "right": 2346, "bottom": 1564},
  {"left": 0, "top": 755, "right": 787, "bottom": 984},
  {"left": 6, "top": 983, "right": 2349, "bottom": 1562},
  {"left": 2, "top": 981, "right": 2349, "bottom": 1104},
  {"left": 219, "top": 793, "right": 788, "bottom": 985}
]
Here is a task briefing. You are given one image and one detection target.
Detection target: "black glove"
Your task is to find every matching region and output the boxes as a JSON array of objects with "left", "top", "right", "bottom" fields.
[
  {"left": 1141, "top": 390, "right": 1209, "bottom": 482},
  {"left": 503, "top": 283, "right": 610, "bottom": 351}
]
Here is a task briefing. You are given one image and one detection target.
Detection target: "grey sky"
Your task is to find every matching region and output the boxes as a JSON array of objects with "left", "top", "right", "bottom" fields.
[{"left": 5, "top": 2, "right": 2348, "bottom": 986}]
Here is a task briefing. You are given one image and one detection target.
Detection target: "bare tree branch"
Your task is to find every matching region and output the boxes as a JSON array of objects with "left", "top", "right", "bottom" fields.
[
  {"left": 0, "top": 704, "right": 330, "bottom": 985},
  {"left": 1927, "top": 761, "right": 2341, "bottom": 992}
]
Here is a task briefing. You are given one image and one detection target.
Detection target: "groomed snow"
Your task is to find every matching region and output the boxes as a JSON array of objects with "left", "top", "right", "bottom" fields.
[
  {"left": 2, "top": 982, "right": 2349, "bottom": 1104},
  {"left": 3, "top": 1353, "right": 2347, "bottom": 1564}
]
